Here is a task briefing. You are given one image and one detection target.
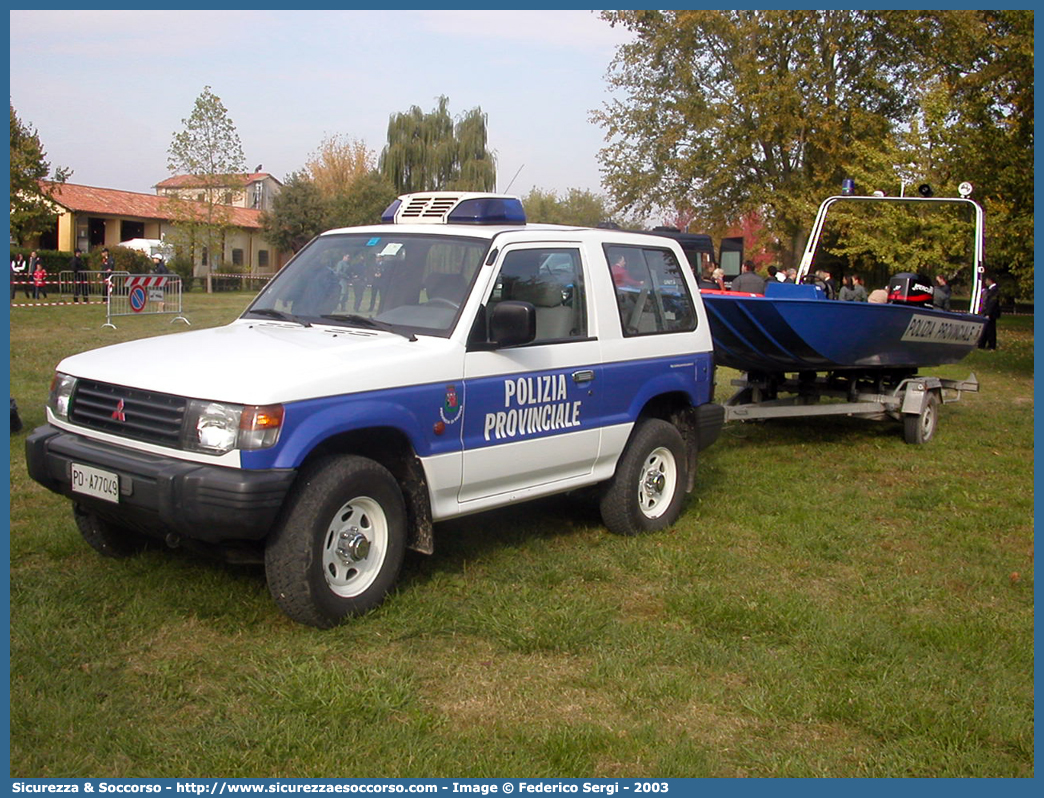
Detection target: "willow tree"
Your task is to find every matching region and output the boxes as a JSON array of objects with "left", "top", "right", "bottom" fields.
[
  {"left": 165, "top": 86, "right": 247, "bottom": 291},
  {"left": 595, "top": 10, "right": 918, "bottom": 267},
  {"left": 379, "top": 96, "right": 496, "bottom": 194}
]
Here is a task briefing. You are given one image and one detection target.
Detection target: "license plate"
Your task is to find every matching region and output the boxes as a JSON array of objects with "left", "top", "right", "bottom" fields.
[{"left": 71, "top": 463, "right": 120, "bottom": 504}]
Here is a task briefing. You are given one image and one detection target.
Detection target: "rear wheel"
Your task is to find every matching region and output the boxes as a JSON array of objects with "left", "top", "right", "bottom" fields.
[
  {"left": 903, "top": 391, "right": 940, "bottom": 444},
  {"left": 265, "top": 455, "right": 406, "bottom": 628},
  {"left": 600, "top": 419, "right": 689, "bottom": 536}
]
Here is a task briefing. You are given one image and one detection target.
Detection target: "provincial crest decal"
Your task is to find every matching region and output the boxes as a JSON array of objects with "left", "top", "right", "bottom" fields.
[{"left": 440, "top": 384, "right": 462, "bottom": 424}]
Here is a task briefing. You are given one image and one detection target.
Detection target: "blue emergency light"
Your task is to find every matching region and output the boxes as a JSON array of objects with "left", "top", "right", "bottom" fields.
[
  {"left": 380, "top": 194, "right": 526, "bottom": 225},
  {"left": 380, "top": 199, "right": 402, "bottom": 223},
  {"left": 447, "top": 197, "right": 526, "bottom": 225}
]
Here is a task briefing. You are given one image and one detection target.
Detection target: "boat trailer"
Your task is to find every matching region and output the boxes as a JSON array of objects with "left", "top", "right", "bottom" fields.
[{"left": 722, "top": 370, "right": 979, "bottom": 445}]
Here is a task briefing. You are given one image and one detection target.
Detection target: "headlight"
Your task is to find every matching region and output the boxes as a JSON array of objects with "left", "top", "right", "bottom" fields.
[
  {"left": 49, "top": 373, "right": 77, "bottom": 420},
  {"left": 182, "top": 400, "right": 284, "bottom": 454}
]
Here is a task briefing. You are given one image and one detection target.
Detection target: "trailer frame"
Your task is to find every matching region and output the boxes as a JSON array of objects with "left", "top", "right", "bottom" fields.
[{"left": 722, "top": 369, "right": 979, "bottom": 444}]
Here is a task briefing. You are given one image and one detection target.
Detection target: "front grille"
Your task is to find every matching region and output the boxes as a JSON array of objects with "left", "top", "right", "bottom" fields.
[{"left": 70, "top": 379, "right": 187, "bottom": 447}]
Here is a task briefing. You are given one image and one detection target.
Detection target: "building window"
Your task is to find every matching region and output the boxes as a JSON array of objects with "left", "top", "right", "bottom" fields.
[
  {"left": 258, "top": 250, "right": 269, "bottom": 268},
  {"left": 232, "top": 248, "right": 244, "bottom": 266},
  {"left": 120, "top": 221, "right": 145, "bottom": 241},
  {"left": 201, "top": 247, "right": 208, "bottom": 267}
]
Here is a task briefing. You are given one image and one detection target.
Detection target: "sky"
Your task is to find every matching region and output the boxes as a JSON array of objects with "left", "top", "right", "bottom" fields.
[{"left": 9, "top": 9, "right": 634, "bottom": 200}]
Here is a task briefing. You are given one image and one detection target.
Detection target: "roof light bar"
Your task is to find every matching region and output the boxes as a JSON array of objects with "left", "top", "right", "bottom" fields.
[{"left": 380, "top": 192, "right": 526, "bottom": 225}]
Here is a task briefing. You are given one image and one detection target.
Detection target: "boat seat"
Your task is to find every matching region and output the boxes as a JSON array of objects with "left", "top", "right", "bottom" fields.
[{"left": 765, "top": 282, "right": 826, "bottom": 300}]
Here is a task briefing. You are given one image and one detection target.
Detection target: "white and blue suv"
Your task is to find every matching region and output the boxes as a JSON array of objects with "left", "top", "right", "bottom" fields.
[{"left": 26, "top": 193, "right": 723, "bottom": 627}]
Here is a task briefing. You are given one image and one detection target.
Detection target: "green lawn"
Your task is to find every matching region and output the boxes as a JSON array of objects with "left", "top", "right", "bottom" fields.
[{"left": 8, "top": 298, "right": 1034, "bottom": 778}]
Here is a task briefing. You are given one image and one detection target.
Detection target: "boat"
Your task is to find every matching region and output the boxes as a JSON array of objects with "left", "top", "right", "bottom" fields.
[
  {"left": 703, "top": 281, "right": 986, "bottom": 374},
  {"left": 697, "top": 192, "right": 988, "bottom": 375}
]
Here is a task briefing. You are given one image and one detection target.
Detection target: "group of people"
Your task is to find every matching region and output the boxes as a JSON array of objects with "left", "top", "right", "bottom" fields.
[
  {"left": 334, "top": 251, "right": 386, "bottom": 312},
  {"left": 9, "top": 252, "right": 48, "bottom": 301},
  {"left": 11, "top": 246, "right": 173, "bottom": 305}
]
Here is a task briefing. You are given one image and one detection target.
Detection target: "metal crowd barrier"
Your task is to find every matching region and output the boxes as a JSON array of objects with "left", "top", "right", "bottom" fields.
[
  {"left": 56, "top": 270, "right": 121, "bottom": 301},
  {"left": 103, "top": 273, "right": 190, "bottom": 329}
]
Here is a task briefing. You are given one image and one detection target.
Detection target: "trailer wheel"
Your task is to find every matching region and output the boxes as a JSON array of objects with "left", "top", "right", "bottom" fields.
[
  {"left": 903, "top": 391, "right": 940, "bottom": 444},
  {"left": 73, "top": 504, "right": 149, "bottom": 558},
  {"left": 600, "top": 419, "right": 689, "bottom": 535},
  {"left": 265, "top": 455, "right": 406, "bottom": 628}
]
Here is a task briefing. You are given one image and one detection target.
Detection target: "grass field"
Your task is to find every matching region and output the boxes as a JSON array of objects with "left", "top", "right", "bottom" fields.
[{"left": 7, "top": 294, "right": 1034, "bottom": 778}]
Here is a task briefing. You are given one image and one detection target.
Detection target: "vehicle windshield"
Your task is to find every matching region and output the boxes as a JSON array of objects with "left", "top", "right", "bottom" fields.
[{"left": 244, "top": 232, "right": 490, "bottom": 336}]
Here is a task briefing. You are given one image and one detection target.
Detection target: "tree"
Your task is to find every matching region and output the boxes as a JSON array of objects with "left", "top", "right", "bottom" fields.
[
  {"left": 379, "top": 96, "right": 496, "bottom": 194},
  {"left": 9, "top": 104, "right": 70, "bottom": 245},
  {"left": 916, "top": 11, "right": 1034, "bottom": 296},
  {"left": 324, "top": 170, "right": 398, "bottom": 229},
  {"left": 522, "top": 188, "right": 615, "bottom": 227},
  {"left": 164, "top": 86, "right": 247, "bottom": 291},
  {"left": 305, "top": 134, "right": 374, "bottom": 199},
  {"left": 259, "top": 172, "right": 327, "bottom": 254},
  {"left": 595, "top": 11, "right": 920, "bottom": 267}
]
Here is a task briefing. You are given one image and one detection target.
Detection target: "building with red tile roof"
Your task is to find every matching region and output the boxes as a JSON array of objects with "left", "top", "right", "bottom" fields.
[
  {"left": 155, "top": 172, "right": 282, "bottom": 212},
  {"left": 37, "top": 180, "right": 287, "bottom": 275}
]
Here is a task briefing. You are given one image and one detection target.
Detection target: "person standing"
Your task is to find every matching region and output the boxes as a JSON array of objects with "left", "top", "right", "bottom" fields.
[
  {"left": 100, "top": 248, "right": 115, "bottom": 304},
  {"left": 366, "top": 253, "right": 383, "bottom": 311},
  {"left": 730, "top": 260, "right": 766, "bottom": 294},
  {"left": 851, "top": 274, "right": 868, "bottom": 301},
  {"left": 32, "top": 257, "right": 48, "bottom": 300},
  {"left": 838, "top": 275, "right": 858, "bottom": 301},
  {"left": 70, "top": 248, "right": 89, "bottom": 303},
  {"left": 978, "top": 274, "right": 1001, "bottom": 350},
  {"left": 11, "top": 253, "right": 31, "bottom": 299},
  {"left": 817, "top": 269, "right": 838, "bottom": 300},
  {"left": 933, "top": 274, "right": 952, "bottom": 311},
  {"left": 711, "top": 267, "right": 726, "bottom": 290},
  {"left": 697, "top": 263, "right": 718, "bottom": 290}
]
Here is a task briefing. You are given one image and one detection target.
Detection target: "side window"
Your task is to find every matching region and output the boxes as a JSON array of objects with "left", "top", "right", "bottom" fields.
[
  {"left": 605, "top": 244, "right": 697, "bottom": 336},
  {"left": 489, "top": 248, "right": 587, "bottom": 342}
]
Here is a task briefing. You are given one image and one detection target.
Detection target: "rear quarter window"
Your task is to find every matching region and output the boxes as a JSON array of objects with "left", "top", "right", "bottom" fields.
[{"left": 604, "top": 244, "right": 697, "bottom": 336}]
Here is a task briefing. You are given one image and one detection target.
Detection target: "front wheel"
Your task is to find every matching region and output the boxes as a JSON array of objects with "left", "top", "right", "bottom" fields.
[
  {"left": 600, "top": 419, "right": 690, "bottom": 536},
  {"left": 265, "top": 455, "right": 407, "bottom": 628},
  {"left": 73, "top": 504, "right": 150, "bottom": 558}
]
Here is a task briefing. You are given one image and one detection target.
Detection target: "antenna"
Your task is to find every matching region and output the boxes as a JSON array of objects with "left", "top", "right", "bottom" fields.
[{"left": 502, "top": 164, "right": 525, "bottom": 194}]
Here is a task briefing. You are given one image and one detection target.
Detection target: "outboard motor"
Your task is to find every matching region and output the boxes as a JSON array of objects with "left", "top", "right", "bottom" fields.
[{"left": 887, "top": 272, "right": 934, "bottom": 307}]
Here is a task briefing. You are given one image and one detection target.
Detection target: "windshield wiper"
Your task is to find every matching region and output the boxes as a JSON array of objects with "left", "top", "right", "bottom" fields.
[
  {"left": 247, "top": 308, "right": 312, "bottom": 327},
  {"left": 321, "top": 314, "right": 417, "bottom": 342}
]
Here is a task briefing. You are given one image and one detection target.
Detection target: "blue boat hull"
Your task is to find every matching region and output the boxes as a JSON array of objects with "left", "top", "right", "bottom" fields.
[{"left": 702, "top": 292, "right": 987, "bottom": 374}]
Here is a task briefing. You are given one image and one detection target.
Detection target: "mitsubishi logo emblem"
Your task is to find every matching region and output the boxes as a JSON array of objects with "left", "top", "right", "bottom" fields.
[{"left": 111, "top": 399, "right": 126, "bottom": 422}]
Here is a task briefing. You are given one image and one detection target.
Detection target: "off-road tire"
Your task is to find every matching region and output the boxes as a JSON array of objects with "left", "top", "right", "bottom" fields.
[
  {"left": 265, "top": 455, "right": 406, "bottom": 628},
  {"left": 599, "top": 418, "right": 689, "bottom": 536},
  {"left": 73, "top": 504, "right": 149, "bottom": 558}
]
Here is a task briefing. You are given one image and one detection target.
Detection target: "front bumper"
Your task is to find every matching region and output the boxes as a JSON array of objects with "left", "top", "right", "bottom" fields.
[{"left": 25, "top": 425, "right": 297, "bottom": 543}]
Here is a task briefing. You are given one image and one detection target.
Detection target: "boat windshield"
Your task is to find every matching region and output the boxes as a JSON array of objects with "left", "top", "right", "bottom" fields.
[
  {"left": 800, "top": 196, "right": 983, "bottom": 302},
  {"left": 244, "top": 232, "right": 490, "bottom": 337}
]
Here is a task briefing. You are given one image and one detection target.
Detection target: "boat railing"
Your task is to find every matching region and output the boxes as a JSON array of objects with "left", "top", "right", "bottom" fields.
[{"left": 796, "top": 194, "right": 986, "bottom": 314}]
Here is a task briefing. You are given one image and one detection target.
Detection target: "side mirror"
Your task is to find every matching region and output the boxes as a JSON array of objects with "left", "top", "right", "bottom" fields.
[{"left": 489, "top": 301, "right": 536, "bottom": 347}]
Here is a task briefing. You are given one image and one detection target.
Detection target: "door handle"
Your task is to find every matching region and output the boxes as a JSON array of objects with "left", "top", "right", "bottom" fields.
[{"left": 572, "top": 369, "right": 595, "bottom": 384}]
